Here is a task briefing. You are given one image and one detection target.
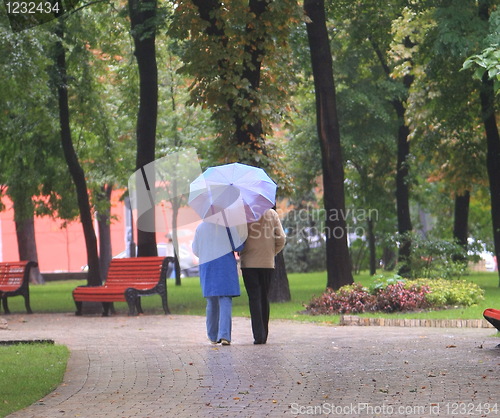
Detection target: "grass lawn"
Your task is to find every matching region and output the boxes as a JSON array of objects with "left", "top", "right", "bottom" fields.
[
  {"left": 3, "top": 271, "right": 500, "bottom": 325},
  {"left": 0, "top": 343, "right": 69, "bottom": 417}
]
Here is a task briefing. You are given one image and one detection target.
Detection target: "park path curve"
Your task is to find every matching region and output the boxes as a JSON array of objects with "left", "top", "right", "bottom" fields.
[{"left": 1, "top": 313, "right": 499, "bottom": 417}]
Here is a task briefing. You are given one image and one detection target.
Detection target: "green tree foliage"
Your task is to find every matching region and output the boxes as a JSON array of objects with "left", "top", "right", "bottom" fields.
[
  {"left": 168, "top": 0, "right": 301, "bottom": 189},
  {"left": 0, "top": 21, "right": 74, "bottom": 219},
  {"left": 304, "top": 0, "right": 354, "bottom": 289},
  {"left": 464, "top": 45, "right": 500, "bottom": 92},
  {"left": 155, "top": 40, "right": 216, "bottom": 284},
  {"left": 61, "top": 4, "right": 138, "bottom": 277},
  {"left": 0, "top": 18, "right": 77, "bottom": 278},
  {"left": 128, "top": 0, "right": 160, "bottom": 257},
  {"left": 407, "top": 0, "right": 500, "bottom": 283},
  {"left": 288, "top": 1, "right": 409, "bottom": 276},
  {"left": 2, "top": 0, "right": 500, "bottom": 284},
  {"left": 64, "top": 5, "right": 136, "bottom": 193},
  {"left": 407, "top": 4, "right": 487, "bottom": 193}
]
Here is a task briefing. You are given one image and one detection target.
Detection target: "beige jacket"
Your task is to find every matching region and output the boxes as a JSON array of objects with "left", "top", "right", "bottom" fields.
[{"left": 240, "top": 209, "right": 286, "bottom": 269}]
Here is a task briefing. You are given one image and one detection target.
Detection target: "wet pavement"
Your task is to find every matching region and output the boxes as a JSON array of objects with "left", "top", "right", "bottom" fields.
[{"left": 1, "top": 313, "right": 499, "bottom": 417}]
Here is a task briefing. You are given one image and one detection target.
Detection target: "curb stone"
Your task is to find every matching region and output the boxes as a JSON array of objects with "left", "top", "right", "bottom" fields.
[{"left": 340, "top": 315, "right": 495, "bottom": 328}]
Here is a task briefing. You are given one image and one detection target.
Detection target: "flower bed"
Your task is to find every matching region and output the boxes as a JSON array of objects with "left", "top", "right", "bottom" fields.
[{"left": 304, "top": 278, "right": 484, "bottom": 315}]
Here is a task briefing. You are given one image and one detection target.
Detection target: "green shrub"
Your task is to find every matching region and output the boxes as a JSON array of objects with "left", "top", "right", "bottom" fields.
[
  {"left": 305, "top": 284, "right": 375, "bottom": 315},
  {"left": 412, "top": 278, "right": 485, "bottom": 307},
  {"left": 370, "top": 273, "right": 485, "bottom": 307},
  {"left": 304, "top": 276, "right": 485, "bottom": 315},
  {"left": 369, "top": 273, "right": 406, "bottom": 292},
  {"left": 305, "top": 281, "right": 431, "bottom": 315},
  {"left": 373, "top": 281, "right": 431, "bottom": 313},
  {"left": 383, "top": 233, "right": 475, "bottom": 279}
]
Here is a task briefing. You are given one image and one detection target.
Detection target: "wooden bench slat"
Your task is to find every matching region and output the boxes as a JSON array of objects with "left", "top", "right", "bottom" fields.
[
  {"left": 0, "top": 261, "right": 37, "bottom": 314},
  {"left": 72, "top": 257, "right": 173, "bottom": 316}
]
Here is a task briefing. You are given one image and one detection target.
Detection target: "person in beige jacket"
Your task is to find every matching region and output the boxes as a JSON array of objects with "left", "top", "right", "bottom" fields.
[{"left": 239, "top": 208, "right": 286, "bottom": 344}]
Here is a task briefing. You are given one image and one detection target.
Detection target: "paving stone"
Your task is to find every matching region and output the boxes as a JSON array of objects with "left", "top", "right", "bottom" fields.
[{"left": 1, "top": 314, "right": 499, "bottom": 417}]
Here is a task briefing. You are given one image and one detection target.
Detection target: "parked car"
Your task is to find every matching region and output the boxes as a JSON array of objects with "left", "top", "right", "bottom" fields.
[
  {"left": 156, "top": 242, "right": 199, "bottom": 278},
  {"left": 483, "top": 252, "right": 497, "bottom": 272}
]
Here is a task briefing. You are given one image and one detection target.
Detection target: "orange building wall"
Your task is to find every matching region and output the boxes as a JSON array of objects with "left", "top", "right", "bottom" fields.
[
  {"left": 0, "top": 191, "right": 127, "bottom": 273},
  {"left": 0, "top": 191, "right": 200, "bottom": 273}
]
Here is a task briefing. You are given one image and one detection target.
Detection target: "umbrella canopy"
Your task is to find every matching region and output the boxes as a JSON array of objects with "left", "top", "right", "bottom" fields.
[{"left": 188, "top": 162, "right": 277, "bottom": 227}]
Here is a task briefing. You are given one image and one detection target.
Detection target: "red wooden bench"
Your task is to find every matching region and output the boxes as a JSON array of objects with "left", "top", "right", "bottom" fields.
[
  {"left": 0, "top": 261, "right": 37, "bottom": 314},
  {"left": 483, "top": 308, "right": 500, "bottom": 332},
  {"left": 73, "top": 256, "right": 173, "bottom": 316}
]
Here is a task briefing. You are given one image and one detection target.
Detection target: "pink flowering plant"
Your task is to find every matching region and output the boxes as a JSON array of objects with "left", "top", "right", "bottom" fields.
[
  {"left": 304, "top": 275, "right": 482, "bottom": 315},
  {"left": 373, "top": 281, "right": 431, "bottom": 313},
  {"left": 306, "top": 284, "right": 377, "bottom": 315}
]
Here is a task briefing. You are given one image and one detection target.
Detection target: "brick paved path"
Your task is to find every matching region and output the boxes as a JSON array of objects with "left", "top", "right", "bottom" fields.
[{"left": 1, "top": 313, "right": 499, "bottom": 417}]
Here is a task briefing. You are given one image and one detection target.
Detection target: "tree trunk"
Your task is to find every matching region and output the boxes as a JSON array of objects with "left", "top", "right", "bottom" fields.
[
  {"left": 382, "top": 246, "right": 397, "bottom": 271},
  {"left": 481, "top": 83, "right": 500, "bottom": 285},
  {"left": 171, "top": 194, "right": 182, "bottom": 286},
  {"left": 395, "top": 117, "right": 413, "bottom": 277},
  {"left": 479, "top": 73, "right": 500, "bottom": 284},
  {"left": 452, "top": 191, "right": 470, "bottom": 263},
  {"left": 97, "top": 185, "right": 113, "bottom": 280},
  {"left": 478, "top": 1, "right": 500, "bottom": 286},
  {"left": 453, "top": 191, "right": 470, "bottom": 247},
  {"left": 367, "top": 217, "right": 377, "bottom": 276},
  {"left": 11, "top": 190, "right": 43, "bottom": 284},
  {"left": 170, "top": 84, "right": 183, "bottom": 286},
  {"left": 129, "top": 0, "right": 158, "bottom": 257},
  {"left": 54, "top": 22, "right": 101, "bottom": 285},
  {"left": 192, "top": 0, "right": 267, "bottom": 157},
  {"left": 192, "top": 0, "right": 291, "bottom": 293},
  {"left": 124, "top": 196, "right": 136, "bottom": 257},
  {"left": 371, "top": 38, "right": 414, "bottom": 277},
  {"left": 15, "top": 215, "right": 44, "bottom": 284},
  {"left": 352, "top": 243, "right": 366, "bottom": 275},
  {"left": 240, "top": 0, "right": 288, "bottom": 291},
  {"left": 269, "top": 251, "right": 291, "bottom": 302},
  {"left": 234, "top": 0, "right": 267, "bottom": 153},
  {"left": 304, "top": 0, "right": 353, "bottom": 290},
  {"left": 392, "top": 42, "right": 415, "bottom": 277}
]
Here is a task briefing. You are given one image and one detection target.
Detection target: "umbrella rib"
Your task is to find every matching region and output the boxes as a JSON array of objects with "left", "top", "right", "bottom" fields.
[{"left": 188, "top": 162, "right": 276, "bottom": 226}]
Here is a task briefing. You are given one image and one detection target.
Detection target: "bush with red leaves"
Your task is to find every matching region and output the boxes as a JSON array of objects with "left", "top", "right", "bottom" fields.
[
  {"left": 305, "top": 284, "right": 376, "bottom": 315},
  {"left": 305, "top": 282, "right": 431, "bottom": 315},
  {"left": 373, "top": 282, "right": 431, "bottom": 313}
]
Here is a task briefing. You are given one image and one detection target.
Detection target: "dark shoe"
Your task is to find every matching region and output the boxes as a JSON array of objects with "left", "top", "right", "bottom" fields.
[{"left": 253, "top": 340, "right": 266, "bottom": 345}]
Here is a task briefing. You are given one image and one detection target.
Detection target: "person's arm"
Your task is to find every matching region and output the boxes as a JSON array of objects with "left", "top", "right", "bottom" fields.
[
  {"left": 192, "top": 228, "right": 200, "bottom": 257},
  {"left": 272, "top": 212, "right": 286, "bottom": 255},
  {"left": 232, "top": 224, "right": 247, "bottom": 254}
]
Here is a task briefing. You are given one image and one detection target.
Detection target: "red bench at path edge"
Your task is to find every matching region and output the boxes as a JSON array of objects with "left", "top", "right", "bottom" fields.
[
  {"left": 73, "top": 256, "right": 174, "bottom": 316},
  {"left": 0, "top": 261, "right": 37, "bottom": 314},
  {"left": 483, "top": 308, "right": 500, "bottom": 332}
]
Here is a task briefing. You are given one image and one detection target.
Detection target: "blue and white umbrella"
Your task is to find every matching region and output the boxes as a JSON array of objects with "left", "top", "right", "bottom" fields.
[{"left": 188, "top": 162, "right": 277, "bottom": 227}]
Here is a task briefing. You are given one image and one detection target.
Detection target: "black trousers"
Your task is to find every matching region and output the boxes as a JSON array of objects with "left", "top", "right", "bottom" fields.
[{"left": 242, "top": 268, "right": 274, "bottom": 343}]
